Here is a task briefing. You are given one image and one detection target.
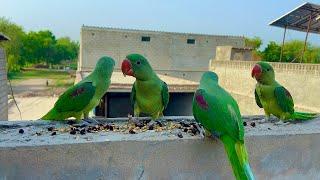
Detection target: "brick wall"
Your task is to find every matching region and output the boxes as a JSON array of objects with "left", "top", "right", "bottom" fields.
[
  {"left": 0, "top": 47, "right": 8, "bottom": 121},
  {"left": 79, "top": 26, "right": 245, "bottom": 73}
]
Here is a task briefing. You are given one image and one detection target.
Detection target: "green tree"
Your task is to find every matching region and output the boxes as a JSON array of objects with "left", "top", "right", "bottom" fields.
[
  {"left": 262, "top": 41, "right": 281, "bottom": 62},
  {"left": 245, "top": 36, "right": 263, "bottom": 50},
  {"left": 54, "top": 37, "right": 79, "bottom": 64},
  {"left": 262, "top": 40, "right": 320, "bottom": 63},
  {"left": 0, "top": 17, "right": 25, "bottom": 72}
]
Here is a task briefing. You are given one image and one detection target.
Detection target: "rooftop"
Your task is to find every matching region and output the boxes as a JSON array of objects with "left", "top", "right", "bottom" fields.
[
  {"left": 0, "top": 32, "right": 10, "bottom": 41},
  {"left": 82, "top": 25, "right": 245, "bottom": 38}
]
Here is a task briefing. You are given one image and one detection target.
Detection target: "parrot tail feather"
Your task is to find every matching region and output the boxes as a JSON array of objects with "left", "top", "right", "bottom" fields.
[
  {"left": 244, "top": 163, "right": 255, "bottom": 180},
  {"left": 295, "top": 112, "right": 318, "bottom": 120},
  {"left": 221, "top": 135, "right": 255, "bottom": 180},
  {"left": 41, "top": 108, "right": 61, "bottom": 120}
]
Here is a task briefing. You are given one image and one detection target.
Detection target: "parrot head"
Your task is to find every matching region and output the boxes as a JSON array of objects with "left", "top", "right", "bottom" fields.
[
  {"left": 121, "top": 54, "right": 154, "bottom": 80},
  {"left": 94, "top": 56, "right": 115, "bottom": 77},
  {"left": 251, "top": 62, "right": 275, "bottom": 85},
  {"left": 201, "top": 71, "right": 219, "bottom": 84}
]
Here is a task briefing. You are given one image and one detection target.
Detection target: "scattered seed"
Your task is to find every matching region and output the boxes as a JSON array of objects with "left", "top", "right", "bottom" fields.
[
  {"left": 180, "top": 122, "right": 191, "bottom": 127},
  {"left": 47, "top": 127, "right": 55, "bottom": 131},
  {"left": 70, "top": 130, "right": 77, "bottom": 135},
  {"left": 18, "top": 129, "right": 24, "bottom": 134},
  {"left": 109, "top": 126, "right": 114, "bottom": 131},
  {"left": 268, "top": 127, "right": 271, "bottom": 130},
  {"left": 135, "top": 122, "right": 145, "bottom": 128},
  {"left": 36, "top": 132, "right": 42, "bottom": 136},
  {"left": 157, "top": 121, "right": 163, "bottom": 127},
  {"left": 80, "top": 129, "right": 86, "bottom": 135},
  {"left": 250, "top": 122, "right": 256, "bottom": 127},
  {"left": 191, "top": 127, "right": 197, "bottom": 134},
  {"left": 51, "top": 132, "right": 57, "bottom": 136},
  {"left": 148, "top": 125, "right": 154, "bottom": 130},
  {"left": 243, "top": 122, "right": 247, "bottom": 126},
  {"left": 183, "top": 128, "right": 188, "bottom": 132},
  {"left": 129, "top": 128, "right": 136, "bottom": 134},
  {"left": 177, "top": 132, "right": 183, "bottom": 138}
]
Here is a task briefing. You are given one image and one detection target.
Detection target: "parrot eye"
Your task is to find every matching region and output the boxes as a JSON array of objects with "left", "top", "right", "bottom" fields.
[
  {"left": 136, "top": 61, "right": 141, "bottom": 65},
  {"left": 266, "top": 68, "right": 270, "bottom": 71}
]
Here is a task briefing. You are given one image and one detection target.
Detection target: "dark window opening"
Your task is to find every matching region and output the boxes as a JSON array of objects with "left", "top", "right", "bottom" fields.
[
  {"left": 103, "top": 92, "right": 194, "bottom": 118},
  {"left": 187, "top": 39, "right": 195, "bottom": 44},
  {"left": 141, "top": 36, "right": 151, "bottom": 42}
]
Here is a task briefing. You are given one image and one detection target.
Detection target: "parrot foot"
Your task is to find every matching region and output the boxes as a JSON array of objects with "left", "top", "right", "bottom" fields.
[
  {"left": 128, "top": 116, "right": 140, "bottom": 124},
  {"left": 274, "top": 120, "right": 290, "bottom": 125},
  {"left": 147, "top": 120, "right": 157, "bottom": 127},
  {"left": 194, "top": 123, "right": 205, "bottom": 138},
  {"left": 83, "top": 117, "right": 99, "bottom": 124},
  {"left": 77, "top": 120, "right": 90, "bottom": 126}
]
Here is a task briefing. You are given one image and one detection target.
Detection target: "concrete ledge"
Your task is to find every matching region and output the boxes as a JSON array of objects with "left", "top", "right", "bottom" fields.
[{"left": 0, "top": 116, "right": 320, "bottom": 179}]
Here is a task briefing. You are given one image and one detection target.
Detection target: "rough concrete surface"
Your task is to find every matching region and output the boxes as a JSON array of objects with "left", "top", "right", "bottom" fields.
[{"left": 0, "top": 116, "right": 320, "bottom": 179}]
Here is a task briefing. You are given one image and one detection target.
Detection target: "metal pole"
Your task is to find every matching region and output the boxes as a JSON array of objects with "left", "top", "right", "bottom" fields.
[
  {"left": 301, "top": 14, "right": 312, "bottom": 63},
  {"left": 280, "top": 26, "right": 287, "bottom": 62}
]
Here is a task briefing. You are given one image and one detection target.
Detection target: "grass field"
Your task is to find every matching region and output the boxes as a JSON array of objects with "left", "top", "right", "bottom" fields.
[{"left": 8, "top": 69, "right": 75, "bottom": 87}]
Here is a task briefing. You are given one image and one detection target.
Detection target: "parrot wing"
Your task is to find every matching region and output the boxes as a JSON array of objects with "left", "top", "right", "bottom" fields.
[
  {"left": 274, "top": 86, "right": 294, "bottom": 114},
  {"left": 54, "top": 82, "right": 96, "bottom": 112},
  {"left": 130, "top": 81, "right": 136, "bottom": 105},
  {"left": 254, "top": 89, "right": 263, "bottom": 108},
  {"left": 161, "top": 81, "right": 169, "bottom": 109}
]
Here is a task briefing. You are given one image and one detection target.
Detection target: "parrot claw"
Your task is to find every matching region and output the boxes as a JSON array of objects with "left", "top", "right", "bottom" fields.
[
  {"left": 83, "top": 117, "right": 99, "bottom": 124},
  {"left": 147, "top": 120, "right": 157, "bottom": 127},
  {"left": 194, "top": 123, "right": 205, "bottom": 138},
  {"left": 78, "top": 120, "right": 90, "bottom": 126}
]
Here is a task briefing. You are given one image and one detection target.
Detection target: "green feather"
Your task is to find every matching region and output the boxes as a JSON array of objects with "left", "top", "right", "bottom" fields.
[
  {"left": 41, "top": 56, "right": 115, "bottom": 121},
  {"left": 253, "top": 62, "right": 316, "bottom": 121},
  {"left": 126, "top": 54, "right": 169, "bottom": 120},
  {"left": 192, "top": 71, "right": 254, "bottom": 180}
]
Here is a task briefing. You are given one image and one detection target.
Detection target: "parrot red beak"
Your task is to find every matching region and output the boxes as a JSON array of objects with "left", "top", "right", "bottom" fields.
[
  {"left": 251, "top": 64, "right": 262, "bottom": 80},
  {"left": 121, "top": 59, "right": 134, "bottom": 77}
]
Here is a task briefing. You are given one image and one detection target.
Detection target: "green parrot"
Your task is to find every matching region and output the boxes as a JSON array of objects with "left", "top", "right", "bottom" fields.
[
  {"left": 192, "top": 71, "right": 255, "bottom": 180},
  {"left": 251, "top": 62, "right": 317, "bottom": 124},
  {"left": 121, "top": 54, "right": 169, "bottom": 122},
  {"left": 41, "top": 56, "right": 115, "bottom": 123}
]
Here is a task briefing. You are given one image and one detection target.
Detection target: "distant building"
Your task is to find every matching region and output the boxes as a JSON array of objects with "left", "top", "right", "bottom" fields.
[
  {"left": 215, "top": 46, "right": 253, "bottom": 61},
  {"left": 78, "top": 26, "right": 245, "bottom": 117},
  {"left": 79, "top": 25, "right": 245, "bottom": 81},
  {"left": 0, "top": 33, "right": 10, "bottom": 121}
]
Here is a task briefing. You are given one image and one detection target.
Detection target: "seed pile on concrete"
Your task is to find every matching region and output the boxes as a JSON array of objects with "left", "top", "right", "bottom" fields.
[{"left": 37, "top": 120, "right": 202, "bottom": 138}]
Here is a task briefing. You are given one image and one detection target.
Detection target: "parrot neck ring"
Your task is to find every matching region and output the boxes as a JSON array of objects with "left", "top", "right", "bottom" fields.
[
  {"left": 251, "top": 64, "right": 262, "bottom": 80},
  {"left": 121, "top": 59, "right": 134, "bottom": 77}
]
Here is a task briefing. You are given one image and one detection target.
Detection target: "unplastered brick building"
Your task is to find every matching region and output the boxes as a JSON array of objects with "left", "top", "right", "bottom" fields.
[{"left": 79, "top": 25, "right": 245, "bottom": 81}]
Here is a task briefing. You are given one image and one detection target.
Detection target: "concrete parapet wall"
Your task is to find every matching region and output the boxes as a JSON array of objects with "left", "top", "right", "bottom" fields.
[
  {"left": 0, "top": 116, "right": 319, "bottom": 179},
  {"left": 210, "top": 60, "right": 320, "bottom": 113}
]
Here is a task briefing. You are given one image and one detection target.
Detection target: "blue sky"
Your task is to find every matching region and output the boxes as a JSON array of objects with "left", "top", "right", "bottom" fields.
[{"left": 2, "top": 0, "right": 320, "bottom": 49}]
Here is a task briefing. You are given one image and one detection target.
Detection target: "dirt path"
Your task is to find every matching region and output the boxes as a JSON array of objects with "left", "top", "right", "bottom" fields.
[{"left": 8, "top": 78, "right": 71, "bottom": 121}]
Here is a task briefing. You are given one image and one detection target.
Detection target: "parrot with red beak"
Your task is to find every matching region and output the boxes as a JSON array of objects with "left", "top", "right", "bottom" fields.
[
  {"left": 251, "top": 62, "right": 317, "bottom": 124},
  {"left": 121, "top": 54, "right": 169, "bottom": 123}
]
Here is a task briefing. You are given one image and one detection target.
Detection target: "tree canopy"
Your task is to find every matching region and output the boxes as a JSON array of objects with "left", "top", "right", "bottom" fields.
[
  {"left": 262, "top": 40, "right": 320, "bottom": 63},
  {"left": 0, "top": 17, "right": 79, "bottom": 73}
]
